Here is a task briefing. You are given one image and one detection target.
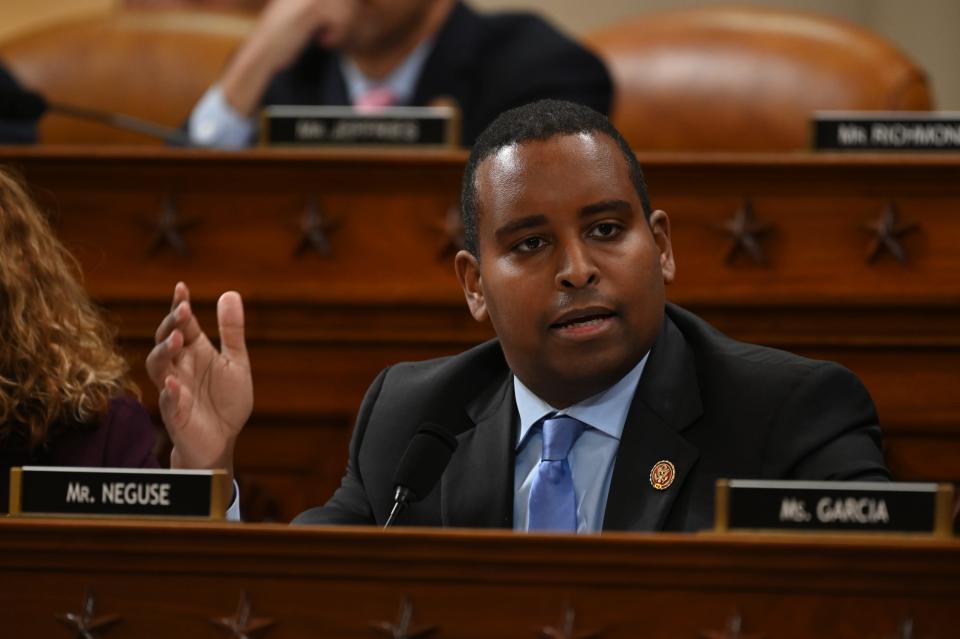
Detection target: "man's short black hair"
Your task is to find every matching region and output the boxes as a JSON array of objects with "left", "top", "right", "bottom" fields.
[{"left": 460, "top": 99, "right": 653, "bottom": 257}]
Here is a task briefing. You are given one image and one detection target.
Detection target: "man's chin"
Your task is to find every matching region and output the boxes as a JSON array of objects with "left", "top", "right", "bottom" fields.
[
  {"left": 540, "top": 358, "right": 638, "bottom": 404},
  {"left": 316, "top": 27, "right": 349, "bottom": 50}
]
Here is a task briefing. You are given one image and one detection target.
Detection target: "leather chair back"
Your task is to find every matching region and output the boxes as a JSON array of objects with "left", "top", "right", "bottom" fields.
[
  {"left": 584, "top": 6, "right": 933, "bottom": 151},
  {"left": 0, "top": 10, "right": 253, "bottom": 144}
]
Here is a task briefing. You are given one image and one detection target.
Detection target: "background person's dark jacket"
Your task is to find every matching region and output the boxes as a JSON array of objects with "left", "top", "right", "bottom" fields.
[{"left": 0, "top": 61, "right": 39, "bottom": 144}]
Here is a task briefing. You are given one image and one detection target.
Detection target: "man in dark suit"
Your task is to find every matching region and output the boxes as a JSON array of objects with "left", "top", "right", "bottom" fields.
[
  {"left": 187, "top": 0, "right": 611, "bottom": 147},
  {"left": 0, "top": 62, "right": 39, "bottom": 144},
  {"left": 149, "top": 100, "right": 888, "bottom": 531}
]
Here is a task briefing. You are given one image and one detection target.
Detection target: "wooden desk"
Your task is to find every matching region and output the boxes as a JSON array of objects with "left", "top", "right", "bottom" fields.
[
  {"left": 1, "top": 148, "right": 958, "bottom": 520},
  {"left": 0, "top": 517, "right": 957, "bottom": 638}
]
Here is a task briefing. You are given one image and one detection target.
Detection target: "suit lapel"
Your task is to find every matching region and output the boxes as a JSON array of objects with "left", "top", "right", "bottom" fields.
[
  {"left": 441, "top": 372, "right": 515, "bottom": 528},
  {"left": 603, "top": 315, "right": 703, "bottom": 531},
  {"left": 318, "top": 56, "right": 350, "bottom": 106}
]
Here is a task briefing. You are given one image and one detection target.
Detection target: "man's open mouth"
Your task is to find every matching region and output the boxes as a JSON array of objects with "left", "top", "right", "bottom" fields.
[{"left": 550, "top": 310, "right": 617, "bottom": 330}]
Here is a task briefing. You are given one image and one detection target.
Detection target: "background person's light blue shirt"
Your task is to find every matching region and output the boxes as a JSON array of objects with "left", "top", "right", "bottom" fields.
[
  {"left": 338, "top": 38, "right": 433, "bottom": 107},
  {"left": 513, "top": 354, "right": 649, "bottom": 533},
  {"left": 188, "top": 39, "right": 434, "bottom": 149}
]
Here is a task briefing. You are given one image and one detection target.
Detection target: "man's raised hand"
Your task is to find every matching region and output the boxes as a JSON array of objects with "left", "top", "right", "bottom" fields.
[{"left": 145, "top": 282, "right": 253, "bottom": 485}]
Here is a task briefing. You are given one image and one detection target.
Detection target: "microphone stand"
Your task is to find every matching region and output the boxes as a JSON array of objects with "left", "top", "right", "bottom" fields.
[
  {"left": 384, "top": 486, "right": 414, "bottom": 529},
  {"left": 48, "top": 101, "right": 191, "bottom": 146}
]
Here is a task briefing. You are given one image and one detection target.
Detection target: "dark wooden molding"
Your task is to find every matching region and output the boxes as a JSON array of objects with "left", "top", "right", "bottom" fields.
[
  {"left": 700, "top": 612, "right": 764, "bottom": 639},
  {"left": 2, "top": 519, "right": 958, "bottom": 637}
]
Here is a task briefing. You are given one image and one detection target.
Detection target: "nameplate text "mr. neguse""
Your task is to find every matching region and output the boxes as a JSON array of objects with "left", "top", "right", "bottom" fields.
[
  {"left": 10, "top": 466, "right": 224, "bottom": 519},
  {"left": 63, "top": 481, "right": 172, "bottom": 507}
]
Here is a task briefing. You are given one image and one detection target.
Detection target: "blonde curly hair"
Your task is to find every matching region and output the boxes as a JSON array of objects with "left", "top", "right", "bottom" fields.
[{"left": 0, "top": 168, "right": 137, "bottom": 450}]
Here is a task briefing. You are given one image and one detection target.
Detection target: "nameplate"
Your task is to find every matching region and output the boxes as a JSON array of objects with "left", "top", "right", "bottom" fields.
[
  {"left": 261, "top": 105, "right": 460, "bottom": 147},
  {"left": 715, "top": 480, "right": 954, "bottom": 536},
  {"left": 8, "top": 466, "right": 228, "bottom": 520},
  {"left": 813, "top": 111, "right": 960, "bottom": 151}
]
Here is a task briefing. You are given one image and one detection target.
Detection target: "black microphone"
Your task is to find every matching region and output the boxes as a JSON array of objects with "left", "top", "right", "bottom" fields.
[
  {"left": 0, "top": 86, "right": 190, "bottom": 146},
  {"left": 384, "top": 422, "right": 458, "bottom": 529}
]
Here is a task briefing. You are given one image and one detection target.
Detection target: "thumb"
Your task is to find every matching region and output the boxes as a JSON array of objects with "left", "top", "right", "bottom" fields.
[{"left": 217, "top": 291, "right": 248, "bottom": 362}]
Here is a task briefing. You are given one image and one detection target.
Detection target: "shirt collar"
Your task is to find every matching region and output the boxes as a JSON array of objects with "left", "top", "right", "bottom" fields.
[
  {"left": 513, "top": 352, "right": 649, "bottom": 449},
  {"left": 338, "top": 37, "right": 434, "bottom": 106}
]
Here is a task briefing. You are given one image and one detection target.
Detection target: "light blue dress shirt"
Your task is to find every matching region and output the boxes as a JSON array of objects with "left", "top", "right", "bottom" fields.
[
  {"left": 188, "top": 39, "right": 434, "bottom": 149},
  {"left": 513, "top": 354, "right": 649, "bottom": 533},
  {"left": 337, "top": 38, "right": 433, "bottom": 107}
]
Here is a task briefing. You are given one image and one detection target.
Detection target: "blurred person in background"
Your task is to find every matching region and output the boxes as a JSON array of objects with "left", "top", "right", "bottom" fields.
[
  {"left": 0, "top": 63, "right": 38, "bottom": 144},
  {"left": 189, "top": 0, "right": 611, "bottom": 147}
]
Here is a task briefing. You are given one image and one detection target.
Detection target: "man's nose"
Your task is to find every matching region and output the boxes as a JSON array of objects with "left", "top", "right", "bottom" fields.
[{"left": 555, "top": 241, "right": 598, "bottom": 289}]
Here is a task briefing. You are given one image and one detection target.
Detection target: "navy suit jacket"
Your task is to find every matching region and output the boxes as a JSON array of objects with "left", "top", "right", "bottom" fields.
[
  {"left": 262, "top": 1, "right": 612, "bottom": 145},
  {"left": 0, "top": 62, "right": 39, "bottom": 143},
  {"left": 294, "top": 304, "right": 889, "bottom": 530}
]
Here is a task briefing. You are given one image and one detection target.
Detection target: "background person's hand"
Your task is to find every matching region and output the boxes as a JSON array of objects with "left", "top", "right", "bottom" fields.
[
  {"left": 221, "top": 0, "right": 356, "bottom": 115},
  {"left": 146, "top": 282, "right": 253, "bottom": 486}
]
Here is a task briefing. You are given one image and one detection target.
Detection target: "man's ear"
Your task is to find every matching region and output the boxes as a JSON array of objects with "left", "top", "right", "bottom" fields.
[
  {"left": 454, "top": 249, "right": 488, "bottom": 322},
  {"left": 649, "top": 209, "right": 676, "bottom": 284}
]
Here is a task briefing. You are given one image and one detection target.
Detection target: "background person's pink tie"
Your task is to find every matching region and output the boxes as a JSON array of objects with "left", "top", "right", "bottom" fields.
[{"left": 354, "top": 87, "right": 398, "bottom": 112}]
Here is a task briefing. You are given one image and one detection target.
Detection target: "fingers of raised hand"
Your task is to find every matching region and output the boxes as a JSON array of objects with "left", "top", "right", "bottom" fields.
[
  {"left": 154, "top": 300, "right": 186, "bottom": 344},
  {"left": 159, "top": 374, "right": 193, "bottom": 433},
  {"left": 156, "top": 282, "right": 191, "bottom": 344},
  {"left": 172, "top": 281, "right": 190, "bottom": 310},
  {"left": 217, "top": 291, "right": 249, "bottom": 362},
  {"left": 155, "top": 297, "right": 205, "bottom": 349},
  {"left": 146, "top": 328, "right": 185, "bottom": 389}
]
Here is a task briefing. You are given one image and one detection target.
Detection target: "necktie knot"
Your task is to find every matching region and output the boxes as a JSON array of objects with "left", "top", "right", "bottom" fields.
[
  {"left": 541, "top": 416, "right": 586, "bottom": 462},
  {"left": 354, "top": 86, "right": 398, "bottom": 111}
]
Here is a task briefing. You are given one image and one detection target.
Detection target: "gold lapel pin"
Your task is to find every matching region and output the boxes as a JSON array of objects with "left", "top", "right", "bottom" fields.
[{"left": 649, "top": 460, "right": 676, "bottom": 490}]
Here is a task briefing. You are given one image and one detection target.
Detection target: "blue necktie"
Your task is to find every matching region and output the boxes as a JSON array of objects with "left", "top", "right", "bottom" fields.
[{"left": 528, "top": 416, "right": 586, "bottom": 532}]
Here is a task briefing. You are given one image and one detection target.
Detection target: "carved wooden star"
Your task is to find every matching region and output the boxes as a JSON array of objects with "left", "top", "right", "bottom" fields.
[
  {"left": 148, "top": 193, "right": 198, "bottom": 257},
  {"left": 717, "top": 200, "right": 774, "bottom": 265},
  {"left": 370, "top": 597, "right": 438, "bottom": 639},
  {"left": 210, "top": 592, "right": 275, "bottom": 639},
  {"left": 294, "top": 196, "right": 339, "bottom": 257},
  {"left": 55, "top": 588, "right": 121, "bottom": 639},
  {"left": 539, "top": 605, "right": 603, "bottom": 639},
  {"left": 862, "top": 202, "right": 919, "bottom": 263},
  {"left": 429, "top": 205, "right": 466, "bottom": 259},
  {"left": 699, "top": 612, "right": 764, "bottom": 639}
]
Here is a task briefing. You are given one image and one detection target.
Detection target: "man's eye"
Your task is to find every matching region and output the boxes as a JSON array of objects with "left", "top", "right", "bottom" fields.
[
  {"left": 591, "top": 223, "right": 621, "bottom": 238},
  {"left": 515, "top": 236, "right": 546, "bottom": 252}
]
